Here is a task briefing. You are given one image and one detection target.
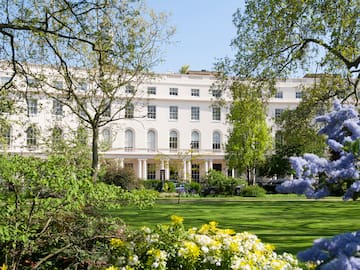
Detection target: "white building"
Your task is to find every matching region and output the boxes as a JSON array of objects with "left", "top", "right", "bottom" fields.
[{"left": 0, "top": 68, "right": 316, "bottom": 182}]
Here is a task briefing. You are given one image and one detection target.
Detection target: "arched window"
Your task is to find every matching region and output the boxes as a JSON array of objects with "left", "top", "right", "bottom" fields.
[
  {"left": 191, "top": 131, "right": 200, "bottom": 150},
  {"left": 125, "top": 129, "right": 134, "bottom": 151},
  {"left": 102, "top": 128, "right": 111, "bottom": 147},
  {"left": 0, "top": 124, "right": 11, "bottom": 146},
  {"left": 26, "top": 125, "right": 37, "bottom": 147},
  {"left": 52, "top": 127, "right": 63, "bottom": 145},
  {"left": 212, "top": 131, "right": 221, "bottom": 151},
  {"left": 169, "top": 130, "right": 178, "bottom": 151},
  {"left": 147, "top": 130, "right": 156, "bottom": 151}
]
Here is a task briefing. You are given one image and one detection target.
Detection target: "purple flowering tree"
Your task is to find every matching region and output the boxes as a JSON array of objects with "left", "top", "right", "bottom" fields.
[{"left": 277, "top": 100, "right": 360, "bottom": 200}]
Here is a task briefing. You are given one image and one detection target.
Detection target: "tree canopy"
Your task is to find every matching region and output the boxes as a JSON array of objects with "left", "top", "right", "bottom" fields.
[{"left": 227, "top": 0, "right": 360, "bottom": 101}]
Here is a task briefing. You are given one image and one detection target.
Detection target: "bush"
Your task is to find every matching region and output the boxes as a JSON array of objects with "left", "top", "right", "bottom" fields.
[
  {"left": 241, "top": 185, "right": 267, "bottom": 197},
  {"left": 163, "top": 181, "right": 176, "bottom": 192},
  {"left": 104, "top": 216, "right": 301, "bottom": 269},
  {"left": 102, "top": 165, "right": 143, "bottom": 191},
  {"left": 143, "top": 180, "right": 162, "bottom": 191},
  {"left": 201, "top": 170, "right": 246, "bottom": 196},
  {"left": 185, "top": 181, "right": 201, "bottom": 194}
]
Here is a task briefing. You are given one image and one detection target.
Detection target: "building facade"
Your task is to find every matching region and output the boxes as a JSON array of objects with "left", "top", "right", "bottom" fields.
[{"left": 0, "top": 69, "right": 316, "bottom": 182}]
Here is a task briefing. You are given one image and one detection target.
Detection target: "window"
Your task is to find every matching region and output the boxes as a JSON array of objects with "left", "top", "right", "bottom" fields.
[
  {"left": 191, "top": 131, "right": 200, "bottom": 150},
  {"left": 275, "top": 131, "right": 283, "bottom": 149},
  {"left": 191, "top": 88, "right": 199, "bottom": 97},
  {"left": 125, "top": 129, "right": 134, "bottom": 151},
  {"left": 102, "top": 128, "right": 111, "bottom": 147},
  {"left": 213, "top": 132, "right": 221, "bottom": 151},
  {"left": 52, "top": 127, "right": 63, "bottom": 145},
  {"left": 126, "top": 85, "right": 135, "bottom": 94},
  {"left": 54, "top": 81, "right": 63, "bottom": 89},
  {"left": 147, "top": 130, "right": 156, "bottom": 151},
  {"left": 212, "top": 89, "right": 221, "bottom": 98},
  {"left": 147, "top": 86, "right": 156, "bottom": 95},
  {"left": 191, "top": 164, "right": 200, "bottom": 182},
  {"left": 169, "top": 106, "right": 178, "bottom": 120},
  {"left": 212, "top": 107, "right": 221, "bottom": 121},
  {"left": 169, "top": 87, "right": 178, "bottom": 96},
  {"left": 169, "top": 130, "right": 178, "bottom": 151},
  {"left": 0, "top": 125, "right": 10, "bottom": 146},
  {"left": 275, "top": 91, "right": 283, "bottom": 98},
  {"left": 52, "top": 99, "right": 63, "bottom": 116},
  {"left": 26, "top": 126, "right": 37, "bottom": 147},
  {"left": 28, "top": 99, "right": 38, "bottom": 115},
  {"left": 103, "top": 102, "right": 111, "bottom": 117},
  {"left": 191, "top": 106, "right": 200, "bottom": 120},
  {"left": 147, "top": 105, "right": 156, "bottom": 119},
  {"left": 125, "top": 163, "right": 133, "bottom": 169},
  {"left": 147, "top": 163, "right": 156, "bottom": 180},
  {"left": 28, "top": 78, "right": 40, "bottom": 88},
  {"left": 0, "top": 76, "right": 10, "bottom": 83},
  {"left": 78, "top": 82, "right": 87, "bottom": 91},
  {"left": 296, "top": 91, "right": 303, "bottom": 99},
  {"left": 275, "top": 108, "right": 284, "bottom": 120},
  {"left": 79, "top": 103, "right": 87, "bottom": 118},
  {"left": 125, "top": 104, "right": 134, "bottom": 118}
]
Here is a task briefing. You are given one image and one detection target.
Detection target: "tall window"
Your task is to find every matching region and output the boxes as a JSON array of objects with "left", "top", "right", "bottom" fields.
[
  {"left": 102, "top": 128, "right": 111, "bottom": 147},
  {"left": 212, "top": 107, "right": 221, "bottom": 121},
  {"left": 169, "top": 106, "right": 178, "bottom": 120},
  {"left": 275, "top": 131, "right": 283, "bottom": 149},
  {"left": 296, "top": 91, "right": 303, "bottom": 99},
  {"left": 103, "top": 102, "right": 111, "bottom": 117},
  {"left": 147, "top": 105, "right": 156, "bottom": 119},
  {"left": 191, "top": 88, "right": 199, "bottom": 97},
  {"left": 169, "top": 130, "right": 178, "bottom": 151},
  {"left": 125, "top": 129, "right": 134, "bottom": 151},
  {"left": 275, "top": 108, "right": 284, "bottom": 120},
  {"left": 0, "top": 125, "right": 10, "bottom": 146},
  {"left": 26, "top": 126, "right": 37, "bottom": 147},
  {"left": 191, "top": 131, "right": 200, "bottom": 150},
  {"left": 147, "top": 163, "right": 156, "bottom": 179},
  {"left": 212, "top": 89, "right": 221, "bottom": 98},
  {"left": 212, "top": 131, "right": 221, "bottom": 151},
  {"left": 52, "top": 127, "right": 63, "bottom": 145},
  {"left": 275, "top": 91, "right": 283, "bottom": 98},
  {"left": 147, "top": 86, "right": 156, "bottom": 95},
  {"left": 191, "top": 164, "right": 200, "bottom": 182},
  {"left": 191, "top": 107, "right": 200, "bottom": 120},
  {"left": 28, "top": 99, "right": 38, "bottom": 115},
  {"left": 52, "top": 99, "right": 63, "bottom": 116},
  {"left": 147, "top": 130, "right": 156, "bottom": 151},
  {"left": 125, "top": 104, "right": 134, "bottom": 118},
  {"left": 169, "top": 87, "right": 178, "bottom": 96},
  {"left": 78, "top": 82, "right": 87, "bottom": 91}
]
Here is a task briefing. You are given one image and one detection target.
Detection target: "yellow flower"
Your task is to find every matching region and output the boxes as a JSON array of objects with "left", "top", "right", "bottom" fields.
[
  {"left": 105, "top": 266, "right": 118, "bottom": 270},
  {"left": 170, "top": 215, "right": 184, "bottom": 225},
  {"left": 179, "top": 241, "right": 201, "bottom": 261},
  {"left": 1, "top": 264, "right": 7, "bottom": 270},
  {"left": 110, "top": 238, "right": 124, "bottom": 248}
]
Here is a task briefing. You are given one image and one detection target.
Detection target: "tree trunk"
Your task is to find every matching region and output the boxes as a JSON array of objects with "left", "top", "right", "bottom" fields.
[{"left": 91, "top": 126, "right": 99, "bottom": 182}]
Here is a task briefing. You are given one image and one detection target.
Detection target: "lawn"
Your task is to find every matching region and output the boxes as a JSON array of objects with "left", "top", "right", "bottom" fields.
[{"left": 107, "top": 195, "right": 360, "bottom": 255}]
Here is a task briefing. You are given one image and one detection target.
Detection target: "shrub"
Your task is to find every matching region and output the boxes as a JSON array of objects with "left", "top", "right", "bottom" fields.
[
  {"left": 105, "top": 216, "right": 301, "bottom": 269},
  {"left": 143, "top": 180, "right": 162, "bottom": 191},
  {"left": 241, "top": 185, "right": 267, "bottom": 197},
  {"left": 201, "top": 170, "right": 246, "bottom": 196},
  {"left": 102, "top": 164, "right": 143, "bottom": 191},
  {"left": 163, "top": 181, "right": 176, "bottom": 192},
  {"left": 185, "top": 181, "right": 201, "bottom": 194}
]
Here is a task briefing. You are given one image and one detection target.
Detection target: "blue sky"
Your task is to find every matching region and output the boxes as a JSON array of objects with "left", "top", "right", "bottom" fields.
[{"left": 147, "top": 1, "right": 244, "bottom": 73}]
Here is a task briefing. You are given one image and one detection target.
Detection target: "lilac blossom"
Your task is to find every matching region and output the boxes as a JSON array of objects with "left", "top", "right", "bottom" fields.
[{"left": 277, "top": 100, "right": 360, "bottom": 200}]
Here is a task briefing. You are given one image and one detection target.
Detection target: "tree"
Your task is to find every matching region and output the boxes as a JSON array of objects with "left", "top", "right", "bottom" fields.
[
  {"left": 225, "top": 82, "right": 273, "bottom": 185},
  {"left": 227, "top": 0, "right": 360, "bottom": 102},
  {"left": 179, "top": 64, "right": 190, "bottom": 74},
  {"left": 0, "top": 0, "right": 174, "bottom": 180}
]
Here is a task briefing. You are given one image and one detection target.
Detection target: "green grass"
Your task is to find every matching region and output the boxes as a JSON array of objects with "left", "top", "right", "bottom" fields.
[{"left": 106, "top": 195, "right": 360, "bottom": 255}]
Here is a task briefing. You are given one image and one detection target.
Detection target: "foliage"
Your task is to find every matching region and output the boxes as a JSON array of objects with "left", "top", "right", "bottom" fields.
[
  {"left": 105, "top": 216, "right": 301, "bottom": 270},
  {"left": 0, "top": 154, "right": 157, "bottom": 269},
  {"left": 241, "top": 185, "right": 267, "bottom": 197},
  {"left": 224, "top": 0, "right": 360, "bottom": 101},
  {"left": 184, "top": 182, "right": 202, "bottom": 194},
  {"left": 298, "top": 231, "right": 360, "bottom": 270},
  {"left": 103, "top": 163, "right": 143, "bottom": 191},
  {"left": 143, "top": 180, "right": 163, "bottom": 191},
  {"left": 226, "top": 82, "right": 273, "bottom": 184},
  {"left": 0, "top": 0, "right": 174, "bottom": 180},
  {"left": 163, "top": 181, "right": 176, "bottom": 193},
  {"left": 258, "top": 153, "right": 293, "bottom": 178},
  {"left": 277, "top": 100, "right": 360, "bottom": 199},
  {"left": 201, "top": 170, "right": 246, "bottom": 196}
]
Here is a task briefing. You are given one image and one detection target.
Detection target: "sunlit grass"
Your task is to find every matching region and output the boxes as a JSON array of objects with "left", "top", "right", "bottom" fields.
[{"left": 106, "top": 195, "right": 360, "bottom": 255}]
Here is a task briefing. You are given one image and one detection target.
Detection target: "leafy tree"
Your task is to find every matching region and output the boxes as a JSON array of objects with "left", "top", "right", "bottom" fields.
[
  {"left": 0, "top": 0, "right": 174, "bottom": 180},
  {"left": 225, "top": 0, "right": 360, "bottom": 102},
  {"left": 225, "top": 82, "right": 273, "bottom": 185}
]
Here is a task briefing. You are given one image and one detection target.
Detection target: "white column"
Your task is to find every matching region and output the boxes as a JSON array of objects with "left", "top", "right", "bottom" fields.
[
  {"left": 137, "top": 159, "right": 142, "bottom": 179},
  {"left": 183, "top": 159, "right": 187, "bottom": 181},
  {"left": 119, "top": 158, "right": 124, "bottom": 169},
  {"left": 208, "top": 160, "right": 213, "bottom": 171},
  {"left": 165, "top": 159, "right": 170, "bottom": 180},
  {"left": 187, "top": 160, "right": 191, "bottom": 181},
  {"left": 142, "top": 159, "right": 147, "bottom": 180},
  {"left": 204, "top": 160, "right": 209, "bottom": 173},
  {"left": 232, "top": 168, "right": 235, "bottom": 178},
  {"left": 161, "top": 160, "right": 165, "bottom": 170}
]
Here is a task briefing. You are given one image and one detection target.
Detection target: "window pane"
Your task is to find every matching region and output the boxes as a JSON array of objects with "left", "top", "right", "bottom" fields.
[
  {"left": 191, "top": 131, "right": 200, "bottom": 150},
  {"left": 125, "top": 104, "right": 134, "bottom": 118},
  {"left": 125, "top": 130, "right": 134, "bottom": 151},
  {"left": 169, "top": 106, "right": 178, "bottom": 120},
  {"left": 52, "top": 99, "right": 63, "bottom": 116},
  {"left": 212, "top": 107, "right": 221, "bottom": 121},
  {"left": 191, "top": 88, "right": 199, "bottom": 96},
  {"left": 147, "top": 130, "right": 156, "bottom": 151},
  {"left": 169, "top": 88, "right": 178, "bottom": 96},
  {"left": 147, "top": 86, "right": 156, "bottom": 95},
  {"left": 28, "top": 99, "right": 37, "bottom": 115},
  {"left": 213, "top": 132, "right": 221, "bottom": 150},
  {"left": 169, "top": 131, "right": 178, "bottom": 150},
  {"left": 191, "top": 107, "right": 199, "bottom": 120},
  {"left": 147, "top": 105, "right": 156, "bottom": 119}
]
